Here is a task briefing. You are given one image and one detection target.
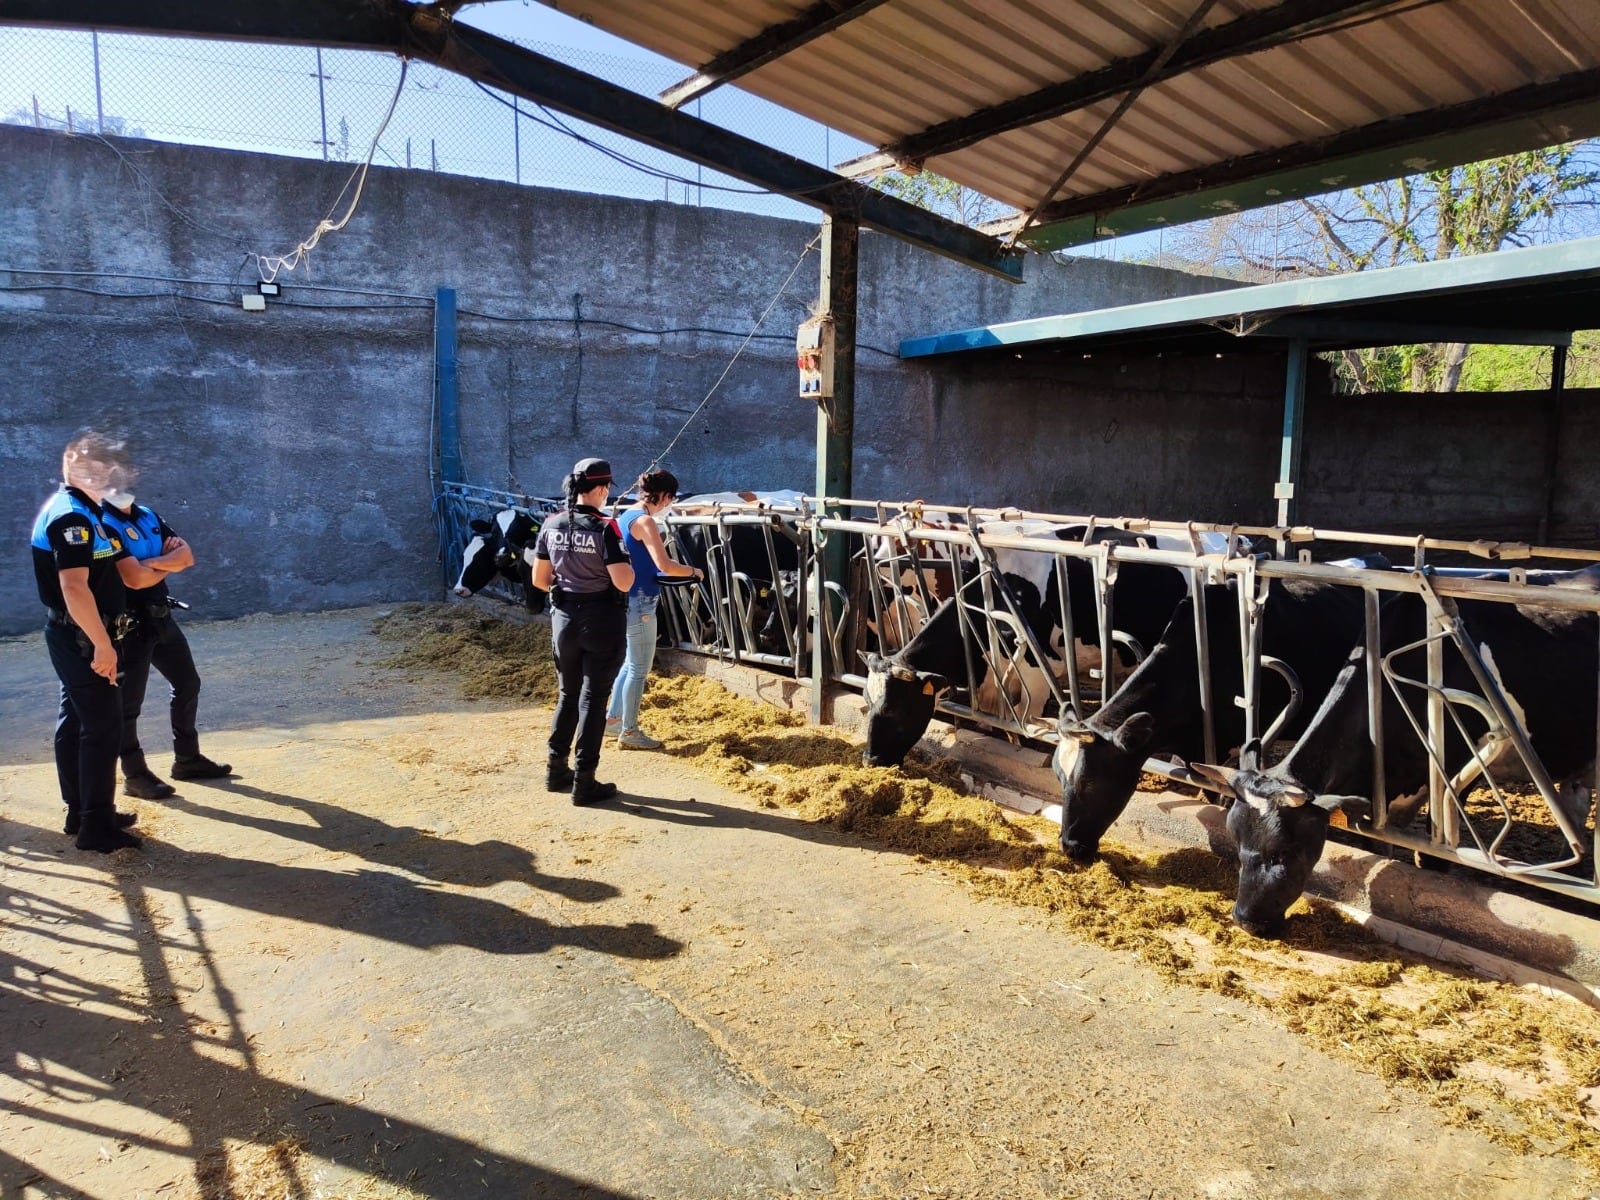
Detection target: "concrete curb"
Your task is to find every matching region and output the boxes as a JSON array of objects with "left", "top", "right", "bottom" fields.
[{"left": 662, "top": 651, "right": 1600, "bottom": 1007}]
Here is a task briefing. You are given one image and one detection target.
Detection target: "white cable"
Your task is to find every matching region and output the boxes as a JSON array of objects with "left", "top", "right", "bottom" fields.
[
  {"left": 646, "top": 234, "right": 820, "bottom": 474},
  {"left": 254, "top": 59, "right": 410, "bottom": 283}
]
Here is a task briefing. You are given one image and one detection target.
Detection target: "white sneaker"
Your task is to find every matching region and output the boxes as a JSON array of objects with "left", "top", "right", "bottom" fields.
[
  {"left": 617, "top": 729, "right": 664, "bottom": 751},
  {"left": 604, "top": 717, "right": 622, "bottom": 738}
]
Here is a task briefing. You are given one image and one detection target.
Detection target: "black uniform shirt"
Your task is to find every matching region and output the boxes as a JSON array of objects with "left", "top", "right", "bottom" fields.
[
  {"left": 534, "top": 505, "right": 627, "bottom": 594},
  {"left": 29, "top": 487, "right": 128, "bottom": 614}
]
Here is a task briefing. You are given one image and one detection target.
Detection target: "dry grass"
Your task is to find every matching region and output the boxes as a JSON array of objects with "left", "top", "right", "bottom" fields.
[{"left": 372, "top": 604, "right": 1600, "bottom": 1175}]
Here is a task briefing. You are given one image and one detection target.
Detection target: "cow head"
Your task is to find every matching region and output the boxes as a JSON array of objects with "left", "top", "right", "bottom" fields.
[
  {"left": 1189, "top": 758, "right": 1369, "bottom": 937},
  {"left": 1053, "top": 712, "right": 1154, "bottom": 861},
  {"left": 861, "top": 651, "right": 948, "bottom": 767},
  {"left": 453, "top": 518, "right": 501, "bottom": 597}
]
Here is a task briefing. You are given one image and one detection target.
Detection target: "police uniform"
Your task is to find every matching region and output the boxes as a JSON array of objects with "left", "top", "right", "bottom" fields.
[
  {"left": 534, "top": 475, "right": 630, "bottom": 791},
  {"left": 99, "top": 501, "right": 229, "bottom": 791},
  {"left": 30, "top": 486, "right": 138, "bottom": 845}
]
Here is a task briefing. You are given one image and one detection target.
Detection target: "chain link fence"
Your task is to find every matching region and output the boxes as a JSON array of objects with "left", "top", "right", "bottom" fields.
[{"left": 0, "top": 24, "right": 876, "bottom": 223}]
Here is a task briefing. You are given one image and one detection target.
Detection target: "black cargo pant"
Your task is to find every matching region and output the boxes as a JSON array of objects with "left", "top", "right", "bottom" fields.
[
  {"left": 45, "top": 621, "right": 122, "bottom": 819},
  {"left": 548, "top": 593, "right": 626, "bottom": 773},
  {"left": 120, "top": 614, "right": 203, "bottom": 763}
]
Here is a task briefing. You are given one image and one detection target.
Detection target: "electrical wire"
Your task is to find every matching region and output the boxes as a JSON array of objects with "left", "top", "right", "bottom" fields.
[
  {"left": 253, "top": 59, "right": 410, "bottom": 283},
  {"left": 644, "top": 233, "right": 820, "bottom": 476}
]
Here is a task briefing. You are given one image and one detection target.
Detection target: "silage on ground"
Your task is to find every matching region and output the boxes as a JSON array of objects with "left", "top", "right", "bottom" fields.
[{"left": 372, "top": 604, "right": 1600, "bottom": 1172}]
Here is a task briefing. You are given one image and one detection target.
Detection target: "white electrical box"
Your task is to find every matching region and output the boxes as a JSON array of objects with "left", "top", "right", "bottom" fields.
[
  {"left": 797, "top": 315, "right": 834, "bottom": 399},
  {"left": 241, "top": 293, "right": 267, "bottom": 312}
]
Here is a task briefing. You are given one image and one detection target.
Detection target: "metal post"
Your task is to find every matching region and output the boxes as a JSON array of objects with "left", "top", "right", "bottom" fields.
[
  {"left": 92, "top": 30, "right": 104, "bottom": 135},
  {"left": 513, "top": 95, "right": 521, "bottom": 185},
  {"left": 810, "top": 214, "right": 858, "bottom": 725},
  {"left": 435, "top": 287, "right": 462, "bottom": 485},
  {"left": 431, "top": 138, "right": 438, "bottom": 172},
  {"left": 1537, "top": 343, "right": 1568, "bottom": 545},
  {"left": 406, "top": 137, "right": 412, "bottom": 169},
  {"left": 315, "top": 48, "right": 329, "bottom": 161},
  {"left": 1274, "top": 337, "right": 1309, "bottom": 533}
]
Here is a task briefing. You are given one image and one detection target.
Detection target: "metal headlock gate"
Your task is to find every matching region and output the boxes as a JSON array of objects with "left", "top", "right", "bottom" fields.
[
  {"left": 644, "top": 497, "right": 1600, "bottom": 911},
  {"left": 434, "top": 482, "right": 564, "bottom": 604}
]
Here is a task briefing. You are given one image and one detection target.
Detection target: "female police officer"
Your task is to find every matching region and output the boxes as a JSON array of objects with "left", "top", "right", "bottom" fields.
[{"left": 530, "top": 457, "right": 634, "bottom": 804}]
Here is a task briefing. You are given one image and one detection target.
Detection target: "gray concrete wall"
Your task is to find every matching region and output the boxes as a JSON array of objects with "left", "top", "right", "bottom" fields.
[
  {"left": 0, "top": 125, "right": 1236, "bottom": 632},
  {"left": 4, "top": 125, "right": 1591, "bottom": 633}
]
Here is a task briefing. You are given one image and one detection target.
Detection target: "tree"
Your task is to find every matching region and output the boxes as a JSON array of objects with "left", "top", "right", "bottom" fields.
[
  {"left": 1170, "top": 141, "right": 1600, "bottom": 392},
  {"left": 870, "top": 168, "right": 1005, "bottom": 228},
  {"left": 4, "top": 102, "right": 145, "bottom": 138}
]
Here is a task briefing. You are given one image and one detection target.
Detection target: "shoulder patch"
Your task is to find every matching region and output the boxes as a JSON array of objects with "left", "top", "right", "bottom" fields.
[{"left": 64, "top": 525, "right": 90, "bottom": 545}]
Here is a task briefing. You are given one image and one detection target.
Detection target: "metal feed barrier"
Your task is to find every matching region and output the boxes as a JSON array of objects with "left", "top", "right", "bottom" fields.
[
  {"left": 440, "top": 488, "right": 1600, "bottom": 908},
  {"left": 434, "top": 482, "right": 564, "bottom": 606}
]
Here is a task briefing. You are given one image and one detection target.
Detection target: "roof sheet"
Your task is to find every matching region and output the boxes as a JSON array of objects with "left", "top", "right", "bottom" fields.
[
  {"left": 540, "top": 0, "right": 1600, "bottom": 248},
  {"left": 898, "top": 236, "right": 1600, "bottom": 357}
]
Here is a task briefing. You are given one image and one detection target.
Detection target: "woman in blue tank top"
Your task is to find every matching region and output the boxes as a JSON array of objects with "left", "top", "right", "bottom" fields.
[{"left": 605, "top": 469, "right": 702, "bottom": 749}]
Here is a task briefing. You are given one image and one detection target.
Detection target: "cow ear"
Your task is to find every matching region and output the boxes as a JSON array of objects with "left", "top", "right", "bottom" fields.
[
  {"left": 1187, "top": 761, "right": 1240, "bottom": 801},
  {"left": 1274, "top": 782, "right": 1315, "bottom": 808},
  {"left": 469, "top": 518, "right": 492, "bottom": 534},
  {"left": 915, "top": 671, "right": 949, "bottom": 695},
  {"left": 862, "top": 651, "right": 885, "bottom": 674},
  {"left": 1315, "top": 793, "right": 1370, "bottom": 822},
  {"left": 1111, "top": 712, "right": 1154, "bottom": 755}
]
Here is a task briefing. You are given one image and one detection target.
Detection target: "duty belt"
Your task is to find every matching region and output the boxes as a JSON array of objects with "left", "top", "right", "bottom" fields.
[{"left": 46, "top": 608, "right": 135, "bottom": 641}]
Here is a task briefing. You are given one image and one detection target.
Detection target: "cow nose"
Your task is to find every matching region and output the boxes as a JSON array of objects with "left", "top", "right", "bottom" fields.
[
  {"left": 452, "top": 585, "right": 472, "bottom": 598},
  {"left": 1233, "top": 907, "right": 1283, "bottom": 939}
]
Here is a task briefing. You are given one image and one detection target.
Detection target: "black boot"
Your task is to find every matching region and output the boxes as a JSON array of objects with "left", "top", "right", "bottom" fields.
[
  {"left": 546, "top": 757, "right": 575, "bottom": 791},
  {"left": 171, "top": 753, "right": 232, "bottom": 780},
  {"left": 74, "top": 808, "right": 144, "bottom": 853},
  {"left": 571, "top": 771, "right": 618, "bottom": 806},
  {"left": 64, "top": 809, "right": 138, "bottom": 836},
  {"left": 123, "top": 766, "right": 175, "bottom": 800}
]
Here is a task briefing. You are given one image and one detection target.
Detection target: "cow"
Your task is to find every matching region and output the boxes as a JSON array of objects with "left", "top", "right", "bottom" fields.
[
  {"left": 452, "top": 507, "right": 549, "bottom": 614},
  {"left": 1052, "top": 568, "right": 1374, "bottom": 865},
  {"left": 661, "top": 492, "right": 807, "bottom": 660},
  {"left": 1191, "top": 568, "right": 1600, "bottom": 937},
  {"left": 860, "top": 525, "right": 1224, "bottom": 767}
]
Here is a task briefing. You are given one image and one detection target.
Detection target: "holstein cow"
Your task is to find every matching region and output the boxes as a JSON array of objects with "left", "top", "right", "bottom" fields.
[
  {"left": 1192, "top": 568, "right": 1600, "bottom": 936},
  {"left": 665, "top": 491, "right": 807, "bottom": 659},
  {"left": 1053, "top": 569, "right": 1373, "bottom": 865},
  {"left": 453, "top": 507, "right": 547, "bottom": 614},
  {"left": 861, "top": 525, "right": 1222, "bottom": 767}
]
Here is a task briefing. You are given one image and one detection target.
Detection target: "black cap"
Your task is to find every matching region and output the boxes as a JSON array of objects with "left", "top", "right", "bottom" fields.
[{"left": 572, "top": 457, "right": 612, "bottom": 485}]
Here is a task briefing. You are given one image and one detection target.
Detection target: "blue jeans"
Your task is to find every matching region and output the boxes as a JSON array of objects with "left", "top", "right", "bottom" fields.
[{"left": 606, "top": 592, "right": 659, "bottom": 732}]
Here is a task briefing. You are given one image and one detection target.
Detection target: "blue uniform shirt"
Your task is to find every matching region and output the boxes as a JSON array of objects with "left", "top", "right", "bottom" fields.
[
  {"left": 100, "top": 503, "right": 176, "bottom": 611},
  {"left": 30, "top": 487, "right": 127, "bottom": 614}
]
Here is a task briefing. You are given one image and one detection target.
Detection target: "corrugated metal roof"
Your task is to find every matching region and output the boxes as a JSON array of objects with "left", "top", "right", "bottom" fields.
[
  {"left": 539, "top": 0, "right": 1600, "bottom": 247},
  {"left": 899, "top": 235, "right": 1600, "bottom": 356}
]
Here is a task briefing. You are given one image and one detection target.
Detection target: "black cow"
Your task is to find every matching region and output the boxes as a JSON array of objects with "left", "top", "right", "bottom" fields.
[
  {"left": 861, "top": 525, "right": 1213, "bottom": 767},
  {"left": 1053, "top": 571, "right": 1370, "bottom": 864},
  {"left": 666, "top": 497, "right": 805, "bottom": 659},
  {"left": 1193, "top": 569, "right": 1600, "bottom": 936},
  {"left": 453, "top": 507, "right": 546, "bottom": 614}
]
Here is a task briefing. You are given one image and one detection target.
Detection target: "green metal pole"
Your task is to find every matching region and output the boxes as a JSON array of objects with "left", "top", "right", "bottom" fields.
[
  {"left": 1275, "top": 337, "right": 1308, "bottom": 530},
  {"left": 811, "top": 215, "right": 858, "bottom": 725}
]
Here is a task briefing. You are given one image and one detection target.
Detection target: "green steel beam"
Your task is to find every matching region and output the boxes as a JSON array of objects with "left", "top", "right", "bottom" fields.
[
  {"left": 0, "top": 0, "right": 1023, "bottom": 281},
  {"left": 899, "top": 236, "right": 1600, "bottom": 358},
  {"left": 1008, "top": 80, "right": 1600, "bottom": 250}
]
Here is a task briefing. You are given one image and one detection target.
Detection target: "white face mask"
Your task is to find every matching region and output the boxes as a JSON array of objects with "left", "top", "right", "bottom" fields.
[{"left": 102, "top": 489, "right": 136, "bottom": 510}]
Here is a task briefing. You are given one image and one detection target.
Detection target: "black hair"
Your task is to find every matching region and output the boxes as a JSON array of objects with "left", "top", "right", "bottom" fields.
[{"left": 634, "top": 469, "right": 680, "bottom": 505}]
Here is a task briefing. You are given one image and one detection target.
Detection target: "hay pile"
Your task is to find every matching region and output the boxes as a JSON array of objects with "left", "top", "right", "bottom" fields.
[
  {"left": 373, "top": 604, "right": 1600, "bottom": 1171},
  {"left": 372, "top": 604, "right": 557, "bottom": 703}
]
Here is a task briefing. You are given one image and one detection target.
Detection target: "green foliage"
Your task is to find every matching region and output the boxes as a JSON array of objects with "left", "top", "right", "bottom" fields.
[{"left": 870, "top": 168, "right": 1004, "bottom": 228}]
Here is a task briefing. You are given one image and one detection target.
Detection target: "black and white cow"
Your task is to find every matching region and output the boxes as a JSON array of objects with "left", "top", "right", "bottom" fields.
[
  {"left": 1192, "top": 568, "right": 1600, "bottom": 936},
  {"left": 453, "top": 507, "right": 546, "bottom": 614},
  {"left": 665, "top": 492, "right": 806, "bottom": 659},
  {"left": 1053, "top": 571, "right": 1371, "bottom": 865},
  {"left": 861, "top": 525, "right": 1222, "bottom": 767}
]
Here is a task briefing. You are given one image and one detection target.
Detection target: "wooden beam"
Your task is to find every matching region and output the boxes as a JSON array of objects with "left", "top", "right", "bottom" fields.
[
  {"left": 0, "top": 0, "right": 1022, "bottom": 280},
  {"left": 660, "top": 0, "right": 891, "bottom": 110},
  {"left": 836, "top": 0, "right": 1412, "bottom": 177}
]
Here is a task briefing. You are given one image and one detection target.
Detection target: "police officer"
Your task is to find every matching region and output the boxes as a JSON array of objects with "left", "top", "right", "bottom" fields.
[
  {"left": 530, "top": 457, "right": 634, "bottom": 804},
  {"left": 29, "top": 431, "right": 157, "bottom": 852},
  {"left": 100, "top": 492, "right": 232, "bottom": 799}
]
